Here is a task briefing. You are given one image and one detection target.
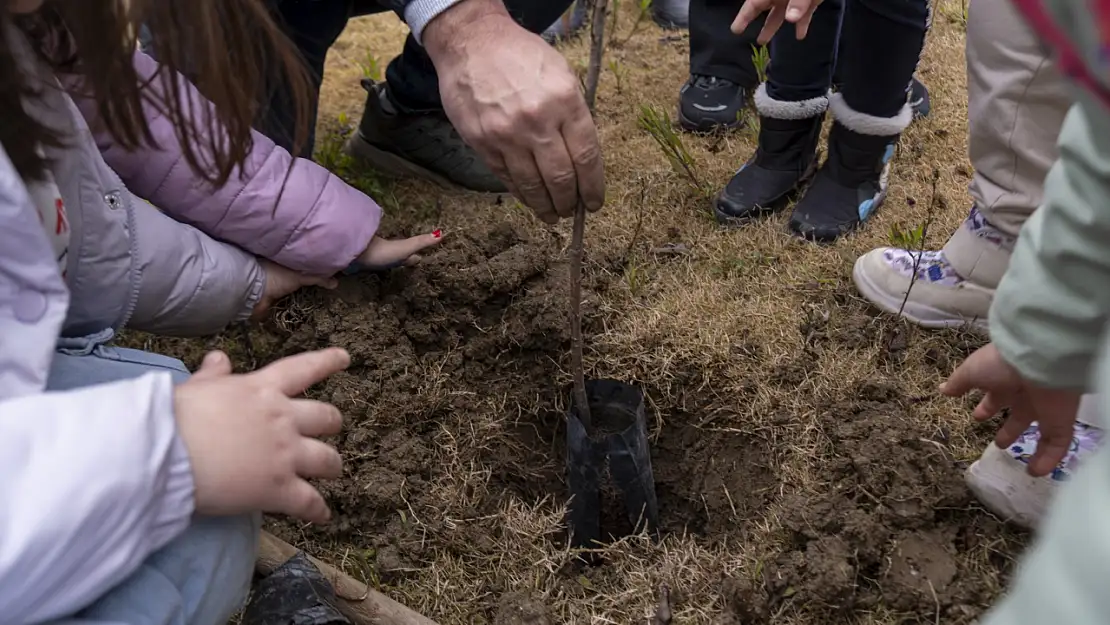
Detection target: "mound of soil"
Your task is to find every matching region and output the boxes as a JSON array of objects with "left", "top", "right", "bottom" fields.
[{"left": 722, "top": 382, "right": 1025, "bottom": 624}]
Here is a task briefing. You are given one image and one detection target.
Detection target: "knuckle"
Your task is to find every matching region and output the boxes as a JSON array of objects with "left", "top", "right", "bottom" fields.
[{"left": 571, "top": 142, "right": 601, "bottom": 167}]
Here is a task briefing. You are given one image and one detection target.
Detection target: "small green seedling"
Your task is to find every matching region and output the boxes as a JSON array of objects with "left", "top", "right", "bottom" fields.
[
  {"left": 616, "top": 0, "right": 653, "bottom": 45},
  {"left": 751, "top": 44, "right": 771, "bottom": 84},
  {"left": 360, "top": 51, "right": 383, "bottom": 81},
  {"left": 888, "top": 222, "right": 926, "bottom": 250},
  {"left": 637, "top": 104, "right": 706, "bottom": 196},
  {"left": 625, "top": 263, "right": 646, "bottom": 296},
  {"left": 608, "top": 59, "right": 627, "bottom": 93}
]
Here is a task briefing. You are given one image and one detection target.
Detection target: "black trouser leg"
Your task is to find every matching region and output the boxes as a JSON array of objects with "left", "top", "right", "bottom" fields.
[
  {"left": 384, "top": 0, "right": 574, "bottom": 111},
  {"left": 764, "top": 0, "right": 843, "bottom": 103},
  {"left": 258, "top": 0, "right": 388, "bottom": 157},
  {"left": 837, "top": 0, "right": 929, "bottom": 117},
  {"left": 688, "top": 0, "right": 764, "bottom": 88}
]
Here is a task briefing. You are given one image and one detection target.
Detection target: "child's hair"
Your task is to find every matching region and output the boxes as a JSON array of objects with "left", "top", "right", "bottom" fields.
[{"left": 0, "top": 0, "right": 314, "bottom": 187}]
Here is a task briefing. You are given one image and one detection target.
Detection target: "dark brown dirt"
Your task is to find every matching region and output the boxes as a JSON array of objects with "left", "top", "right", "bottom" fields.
[
  {"left": 720, "top": 382, "right": 1027, "bottom": 624},
  {"left": 242, "top": 223, "right": 1027, "bottom": 622}
]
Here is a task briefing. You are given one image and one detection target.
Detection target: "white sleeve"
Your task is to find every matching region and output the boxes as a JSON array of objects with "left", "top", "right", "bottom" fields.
[
  {"left": 0, "top": 372, "right": 196, "bottom": 624},
  {"left": 404, "top": 0, "right": 467, "bottom": 43}
]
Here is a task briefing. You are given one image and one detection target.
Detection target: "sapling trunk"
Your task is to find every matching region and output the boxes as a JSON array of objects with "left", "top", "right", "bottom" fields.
[
  {"left": 583, "top": 0, "right": 609, "bottom": 111},
  {"left": 569, "top": 202, "right": 591, "bottom": 430},
  {"left": 570, "top": 0, "right": 608, "bottom": 431}
]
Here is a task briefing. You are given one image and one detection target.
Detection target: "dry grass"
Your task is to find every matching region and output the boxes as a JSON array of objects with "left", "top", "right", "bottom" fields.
[{"left": 138, "top": 1, "right": 1026, "bottom": 622}]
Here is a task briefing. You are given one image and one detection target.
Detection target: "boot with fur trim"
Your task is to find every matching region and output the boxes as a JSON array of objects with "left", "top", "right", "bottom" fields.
[
  {"left": 714, "top": 85, "right": 826, "bottom": 225},
  {"left": 789, "top": 93, "right": 911, "bottom": 242}
]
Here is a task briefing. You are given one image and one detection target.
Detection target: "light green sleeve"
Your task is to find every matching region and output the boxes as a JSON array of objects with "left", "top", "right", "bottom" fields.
[{"left": 989, "top": 91, "right": 1110, "bottom": 390}]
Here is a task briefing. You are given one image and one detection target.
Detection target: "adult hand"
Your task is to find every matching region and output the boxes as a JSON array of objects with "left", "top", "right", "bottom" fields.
[
  {"left": 174, "top": 348, "right": 350, "bottom": 524},
  {"left": 940, "top": 343, "right": 1083, "bottom": 477},
  {"left": 422, "top": 0, "right": 605, "bottom": 224},
  {"left": 732, "top": 0, "right": 821, "bottom": 43},
  {"left": 356, "top": 232, "right": 443, "bottom": 270},
  {"left": 252, "top": 259, "right": 338, "bottom": 321}
]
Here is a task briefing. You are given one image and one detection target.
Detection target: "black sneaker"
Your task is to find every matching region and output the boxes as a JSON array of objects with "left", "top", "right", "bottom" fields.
[
  {"left": 788, "top": 122, "right": 896, "bottom": 242},
  {"left": 344, "top": 79, "right": 507, "bottom": 193},
  {"left": 678, "top": 75, "right": 750, "bottom": 133},
  {"left": 909, "top": 77, "right": 931, "bottom": 119},
  {"left": 714, "top": 115, "right": 823, "bottom": 224}
]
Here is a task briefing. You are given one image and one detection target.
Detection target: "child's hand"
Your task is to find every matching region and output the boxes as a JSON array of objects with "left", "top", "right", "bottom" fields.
[
  {"left": 252, "top": 260, "right": 339, "bottom": 321},
  {"left": 174, "top": 349, "right": 349, "bottom": 524},
  {"left": 355, "top": 231, "right": 443, "bottom": 271},
  {"left": 940, "top": 343, "right": 1083, "bottom": 477}
]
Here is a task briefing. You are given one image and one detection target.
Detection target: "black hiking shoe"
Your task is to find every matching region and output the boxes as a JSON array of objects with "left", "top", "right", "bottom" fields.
[
  {"left": 909, "top": 77, "right": 931, "bottom": 119},
  {"left": 678, "top": 75, "right": 751, "bottom": 132},
  {"left": 714, "top": 114, "right": 823, "bottom": 224},
  {"left": 344, "top": 79, "right": 507, "bottom": 193},
  {"left": 789, "top": 121, "right": 896, "bottom": 242}
]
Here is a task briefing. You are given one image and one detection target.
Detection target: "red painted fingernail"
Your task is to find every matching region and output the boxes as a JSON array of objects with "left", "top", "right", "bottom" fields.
[{"left": 432, "top": 229, "right": 442, "bottom": 238}]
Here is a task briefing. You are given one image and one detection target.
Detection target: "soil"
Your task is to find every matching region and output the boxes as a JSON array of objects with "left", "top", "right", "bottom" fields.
[
  {"left": 721, "top": 382, "right": 1016, "bottom": 624},
  {"left": 251, "top": 219, "right": 1027, "bottom": 623}
]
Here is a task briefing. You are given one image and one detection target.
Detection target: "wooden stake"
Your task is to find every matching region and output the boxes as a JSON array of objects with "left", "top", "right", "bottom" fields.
[{"left": 255, "top": 531, "right": 439, "bottom": 625}]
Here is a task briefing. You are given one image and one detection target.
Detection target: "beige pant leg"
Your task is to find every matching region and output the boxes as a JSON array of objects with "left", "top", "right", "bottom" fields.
[{"left": 965, "top": 0, "right": 1070, "bottom": 237}]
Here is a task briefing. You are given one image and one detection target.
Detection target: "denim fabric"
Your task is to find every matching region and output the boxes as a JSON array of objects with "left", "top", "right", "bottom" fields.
[{"left": 43, "top": 330, "right": 259, "bottom": 625}]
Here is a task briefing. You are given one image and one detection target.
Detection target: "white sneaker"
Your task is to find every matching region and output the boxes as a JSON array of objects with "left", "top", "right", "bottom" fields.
[
  {"left": 966, "top": 397, "right": 1104, "bottom": 529},
  {"left": 852, "top": 204, "right": 1014, "bottom": 332}
]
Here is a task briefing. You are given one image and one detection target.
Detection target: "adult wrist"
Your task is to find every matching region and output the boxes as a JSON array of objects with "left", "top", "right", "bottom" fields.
[{"left": 420, "top": 0, "right": 509, "bottom": 57}]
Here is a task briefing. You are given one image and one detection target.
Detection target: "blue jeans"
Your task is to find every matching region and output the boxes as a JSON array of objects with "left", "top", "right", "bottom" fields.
[{"left": 44, "top": 329, "right": 258, "bottom": 625}]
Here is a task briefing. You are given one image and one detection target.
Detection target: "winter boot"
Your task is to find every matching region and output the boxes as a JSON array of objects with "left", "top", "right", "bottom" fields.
[
  {"left": 788, "top": 94, "right": 910, "bottom": 241},
  {"left": 852, "top": 204, "right": 1014, "bottom": 331},
  {"left": 344, "top": 80, "right": 507, "bottom": 193},
  {"left": 965, "top": 395, "right": 1105, "bottom": 529},
  {"left": 909, "top": 77, "right": 931, "bottom": 119},
  {"left": 713, "top": 85, "right": 826, "bottom": 225}
]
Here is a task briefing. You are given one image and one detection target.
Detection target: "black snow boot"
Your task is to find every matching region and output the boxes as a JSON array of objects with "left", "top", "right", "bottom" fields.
[
  {"left": 714, "top": 85, "right": 827, "bottom": 225},
  {"left": 789, "top": 94, "right": 909, "bottom": 242}
]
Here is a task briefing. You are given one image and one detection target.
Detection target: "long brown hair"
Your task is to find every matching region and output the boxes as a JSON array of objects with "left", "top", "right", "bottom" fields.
[{"left": 1, "top": 0, "right": 314, "bottom": 187}]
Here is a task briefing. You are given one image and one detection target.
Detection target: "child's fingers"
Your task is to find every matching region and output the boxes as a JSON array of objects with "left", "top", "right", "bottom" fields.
[{"left": 367, "top": 232, "right": 444, "bottom": 267}]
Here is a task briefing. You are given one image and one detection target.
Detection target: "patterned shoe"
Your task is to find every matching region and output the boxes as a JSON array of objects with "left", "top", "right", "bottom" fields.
[
  {"left": 852, "top": 205, "right": 1013, "bottom": 331},
  {"left": 967, "top": 400, "right": 1104, "bottom": 529}
]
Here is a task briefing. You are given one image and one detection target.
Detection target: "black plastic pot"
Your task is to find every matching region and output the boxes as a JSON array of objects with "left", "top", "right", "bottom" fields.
[
  {"left": 566, "top": 379, "right": 660, "bottom": 550},
  {"left": 241, "top": 552, "right": 350, "bottom": 625}
]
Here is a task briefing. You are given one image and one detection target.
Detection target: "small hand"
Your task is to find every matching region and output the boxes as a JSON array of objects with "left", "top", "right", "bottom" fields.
[
  {"left": 356, "top": 231, "right": 443, "bottom": 271},
  {"left": 253, "top": 260, "right": 338, "bottom": 321},
  {"left": 732, "top": 0, "right": 821, "bottom": 43},
  {"left": 174, "top": 348, "right": 351, "bottom": 524},
  {"left": 940, "top": 343, "right": 1083, "bottom": 477},
  {"left": 423, "top": 0, "right": 606, "bottom": 224}
]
